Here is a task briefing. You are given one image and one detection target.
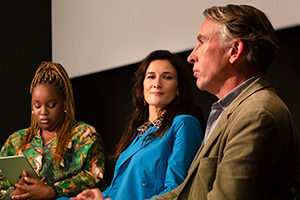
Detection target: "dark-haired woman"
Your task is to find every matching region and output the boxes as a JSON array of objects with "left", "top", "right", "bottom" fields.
[
  {"left": 0, "top": 62, "right": 106, "bottom": 199},
  {"left": 71, "top": 50, "right": 203, "bottom": 200}
]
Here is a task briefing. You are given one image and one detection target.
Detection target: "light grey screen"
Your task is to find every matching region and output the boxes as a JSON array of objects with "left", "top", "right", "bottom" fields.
[{"left": 52, "top": 0, "right": 300, "bottom": 78}]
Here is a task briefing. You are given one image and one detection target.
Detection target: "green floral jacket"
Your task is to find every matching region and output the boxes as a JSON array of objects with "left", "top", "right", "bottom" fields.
[{"left": 0, "top": 121, "right": 106, "bottom": 199}]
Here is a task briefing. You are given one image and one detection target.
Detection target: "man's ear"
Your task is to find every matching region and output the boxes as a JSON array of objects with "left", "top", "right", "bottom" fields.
[{"left": 228, "top": 39, "right": 245, "bottom": 64}]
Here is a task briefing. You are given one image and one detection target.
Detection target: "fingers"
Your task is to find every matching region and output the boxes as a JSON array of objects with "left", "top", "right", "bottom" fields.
[
  {"left": 24, "top": 176, "right": 45, "bottom": 185},
  {"left": 81, "top": 189, "right": 96, "bottom": 198},
  {"left": 14, "top": 183, "right": 27, "bottom": 191},
  {"left": 89, "top": 188, "right": 103, "bottom": 200},
  {"left": 11, "top": 185, "right": 27, "bottom": 199},
  {"left": 74, "top": 190, "right": 93, "bottom": 199},
  {"left": 23, "top": 171, "right": 28, "bottom": 177},
  {"left": 24, "top": 177, "right": 35, "bottom": 185},
  {"left": 14, "top": 180, "right": 56, "bottom": 200},
  {"left": 71, "top": 188, "right": 104, "bottom": 200},
  {"left": 11, "top": 192, "right": 30, "bottom": 200},
  {"left": 41, "top": 177, "right": 46, "bottom": 183}
]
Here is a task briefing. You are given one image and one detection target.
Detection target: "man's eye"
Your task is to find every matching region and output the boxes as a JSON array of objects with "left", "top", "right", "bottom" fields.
[{"left": 198, "top": 40, "right": 204, "bottom": 45}]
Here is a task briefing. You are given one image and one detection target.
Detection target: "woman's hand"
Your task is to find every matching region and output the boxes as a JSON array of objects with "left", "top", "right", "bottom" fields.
[
  {"left": 70, "top": 188, "right": 111, "bottom": 200},
  {"left": 11, "top": 171, "right": 28, "bottom": 198},
  {"left": 12, "top": 171, "right": 56, "bottom": 200}
]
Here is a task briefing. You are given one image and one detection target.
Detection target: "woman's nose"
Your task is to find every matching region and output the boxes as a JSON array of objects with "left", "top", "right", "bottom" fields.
[
  {"left": 153, "top": 78, "right": 162, "bottom": 88},
  {"left": 41, "top": 106, "right": 49, "bottom": 115},
  {"left": 153, "top": 84, "right": 161, "bottom": 88}
]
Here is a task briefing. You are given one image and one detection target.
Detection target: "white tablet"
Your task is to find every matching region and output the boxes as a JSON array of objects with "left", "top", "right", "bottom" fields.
[{"left": 0, "top": 155, "right": 40, "bottom": 185}]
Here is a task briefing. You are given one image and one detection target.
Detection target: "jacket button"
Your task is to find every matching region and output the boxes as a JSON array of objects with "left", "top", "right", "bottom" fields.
[{"left": 141, "top": 182, "right": 148, "bottom": 187}]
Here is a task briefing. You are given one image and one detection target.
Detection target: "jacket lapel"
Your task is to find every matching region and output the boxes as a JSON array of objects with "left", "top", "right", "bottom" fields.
[
  {"left": 113, "top": 126, "right": 157, "bottom": 176},
  {"left": 199, "top": 75, "right": 272, "bottom": 157},
  {"left": 183, "top": 75, "right": 273, "bottom": 182},
  {"left": 186, "top": 114, "right": 228, "bottom": 176}
]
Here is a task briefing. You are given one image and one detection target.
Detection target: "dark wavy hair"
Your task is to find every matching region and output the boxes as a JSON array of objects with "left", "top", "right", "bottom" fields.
[{"left": 112, "top": 50, "right": 196, "bottom": 161}]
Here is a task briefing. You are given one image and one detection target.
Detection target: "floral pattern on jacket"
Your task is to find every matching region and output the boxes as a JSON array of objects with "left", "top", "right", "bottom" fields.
[{"left": 0, "top": 121, "right": 106, "bottom": 199}]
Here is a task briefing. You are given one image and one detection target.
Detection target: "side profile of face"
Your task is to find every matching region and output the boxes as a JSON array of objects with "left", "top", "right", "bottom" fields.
[
  {"left": 187, "top": 18, "right": 231, "bottom": 96},
  {"left": 31, "top": 84, "right": 65, "bottom": 134},
  {"left": 143, "top": 59, "right": 179, "bottom": 111}
]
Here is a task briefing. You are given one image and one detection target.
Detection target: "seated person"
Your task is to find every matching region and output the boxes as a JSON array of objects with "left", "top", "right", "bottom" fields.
[
  {"left": 0, "top": 62, "right": 106, "bottom": 199},
  {"left": 66, "top": 50, "right": 203, "bottom": 200}
]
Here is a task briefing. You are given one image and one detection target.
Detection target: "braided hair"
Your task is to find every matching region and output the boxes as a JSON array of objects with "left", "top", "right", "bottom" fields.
[{"left": 17, "top": 61, "right": 75, "bottom": 165}]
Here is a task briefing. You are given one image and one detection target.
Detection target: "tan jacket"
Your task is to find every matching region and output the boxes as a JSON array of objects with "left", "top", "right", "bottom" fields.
[{"left": 152, "top": 76, "right": 300, "bottom": 200}]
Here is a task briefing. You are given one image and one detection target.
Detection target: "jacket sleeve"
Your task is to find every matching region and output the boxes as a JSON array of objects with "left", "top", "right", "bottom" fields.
[
  {"left": 0, "top": 131, "right": 24, "bottom": 199},
  {"left": 101, "top": 185, "right": 110, "bottom": 198},
  {"left": 52, "top": 126, "right": 107, "bottom": 198},
  {"left": 0, "top": 150, "right": 14, "bottom": 199},
  {"left": 150, "top": 115, "right": 203, "bottom": 199},
  {"left": 206, "top": 105, "right": 294, "bottom": 199}
]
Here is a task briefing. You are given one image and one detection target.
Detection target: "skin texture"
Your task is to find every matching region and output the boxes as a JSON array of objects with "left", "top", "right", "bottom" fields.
[
  {"left": 187, "top": 18, "right": 247, "bottom": 99},
  {"left": 31, "top": 84, "right": 65, "bottom": 144},
  {"left": 12, "top": 172, "right": 56, "bottom": 200},
  {"left": 143, "top": 59, "right": 179, "bottom": 122}
]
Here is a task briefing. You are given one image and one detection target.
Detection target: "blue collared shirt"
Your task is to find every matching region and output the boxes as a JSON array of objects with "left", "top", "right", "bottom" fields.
[{"left": 204, "top": 76, "right": 259, "bottom": 144}]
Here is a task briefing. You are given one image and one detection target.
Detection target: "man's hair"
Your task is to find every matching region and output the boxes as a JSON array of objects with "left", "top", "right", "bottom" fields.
[{"left": 204, "top": 4, "right": 278, "bottom": 74}]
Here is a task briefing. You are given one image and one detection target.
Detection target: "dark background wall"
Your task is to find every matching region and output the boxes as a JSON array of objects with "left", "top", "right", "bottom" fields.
[
  {"left": 1, "top": 1, "right": 299, "bottom": 183},
  {"left": 0, "top": 0, "right": 52, "bottom": 145}
]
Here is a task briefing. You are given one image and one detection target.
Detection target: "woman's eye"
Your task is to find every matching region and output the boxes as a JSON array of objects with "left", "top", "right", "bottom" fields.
[
  {"left": 165, "top": 76, "right": 173, "bottom": 80},
  {"left": 146, "top": 75, "right": 155, "bottom": 79},
  {"left": 34, "top": 104, "right": 41, "bottom": 109},
  {"left": 48, "top": 103, "right": 56, "bottom": 108}
]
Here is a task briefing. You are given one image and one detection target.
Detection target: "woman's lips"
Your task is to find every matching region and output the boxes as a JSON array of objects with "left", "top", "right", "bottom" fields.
[
  {"left": 40, "top": 119, "right": 49, "bottom": 123},
  {"left": 151, "top": 92, "right": 163, "bottom": 95}
]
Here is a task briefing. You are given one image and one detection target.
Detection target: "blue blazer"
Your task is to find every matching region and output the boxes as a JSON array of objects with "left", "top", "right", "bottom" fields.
[{"left": 102, "top": 115, "right": 203, "bottom": 200}]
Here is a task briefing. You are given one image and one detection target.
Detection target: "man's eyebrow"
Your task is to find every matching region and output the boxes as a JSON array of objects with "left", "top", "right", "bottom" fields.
[{"left": 197, "top": 34, "right": 208, "bottom": 41}]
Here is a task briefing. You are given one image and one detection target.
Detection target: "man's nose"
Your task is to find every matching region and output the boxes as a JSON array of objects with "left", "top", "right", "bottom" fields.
[{"left": 187, "top": 48, "right": 197, "bottom": 64}]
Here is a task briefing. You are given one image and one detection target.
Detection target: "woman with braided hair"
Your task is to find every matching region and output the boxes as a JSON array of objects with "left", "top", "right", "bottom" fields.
[{"left": 0, "top": 62, "right": 106, "bottom": 199}]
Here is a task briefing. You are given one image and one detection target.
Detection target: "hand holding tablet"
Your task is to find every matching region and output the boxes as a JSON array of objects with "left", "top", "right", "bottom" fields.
[{"left": 0, "top": 155, "right": 40, "bottom": 185}]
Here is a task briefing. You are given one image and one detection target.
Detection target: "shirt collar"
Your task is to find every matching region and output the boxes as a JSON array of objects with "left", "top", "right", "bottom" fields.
[{"left": 215, "top": 75, "right": 259, "bottom": 110}]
